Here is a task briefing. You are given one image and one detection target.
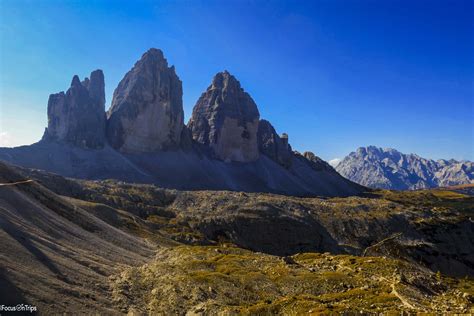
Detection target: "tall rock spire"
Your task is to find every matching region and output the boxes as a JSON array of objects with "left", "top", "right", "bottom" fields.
[
  {"left": 43, "top": 70, "right": 106, "bottom": 148},
  {"left": 106, "top": 48, "right": 184, "bottom": 152},
  {"left": 188, "top": 71, "right": 260, "bottom": 162},
  {"left": 88, "top": 69, "right": 105, "bottom": 106}
]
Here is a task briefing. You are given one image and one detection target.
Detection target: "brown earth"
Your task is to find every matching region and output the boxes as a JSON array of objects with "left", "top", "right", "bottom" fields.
[{"left": 0, "top": 161, "right": 473, "bottom": 314}]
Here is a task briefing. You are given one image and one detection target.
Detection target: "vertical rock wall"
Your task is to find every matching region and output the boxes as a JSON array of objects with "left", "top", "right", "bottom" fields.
[
  {"left": 106, "top": 48, "right": 184, "bottom": 153},
  {"left": 43, "top": 70, "right": 106, "bottom": 149},
  {"left": 188, "top": 71, "right": 260, "bottom": 162}
]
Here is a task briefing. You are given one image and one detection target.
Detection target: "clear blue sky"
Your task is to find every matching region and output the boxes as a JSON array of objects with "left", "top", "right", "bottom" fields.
[{"left": 1, "top": 0, "right": 473, "bottom": 161}]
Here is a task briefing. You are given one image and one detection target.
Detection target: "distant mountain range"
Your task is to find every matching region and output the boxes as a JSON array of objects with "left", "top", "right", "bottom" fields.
[
  {"left": 0, "top": 48, "right": 363, "bottom": 197},
  {"left": 335, "top": 146, "right": 474, "bottom": 190}
]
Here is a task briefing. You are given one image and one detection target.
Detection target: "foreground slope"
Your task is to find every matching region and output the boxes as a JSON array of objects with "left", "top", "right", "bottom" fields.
[
  {"left": 20, "top": 162, "right": 474, "bottom": 277},
  {"left": 1, "top": 162, "right": 473, "bottom": 314},
  {"left": 336, "top": 146, "right": 473, "bottom": 190},
  {"left": 112, "top": 245, "right": 474, "bottom": 314},
  {"left": 0, "top": 162, "right": 155, "bottom": 313}
]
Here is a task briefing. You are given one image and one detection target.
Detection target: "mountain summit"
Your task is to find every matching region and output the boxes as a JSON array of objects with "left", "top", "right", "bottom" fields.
[
  {"left": 188, "top": 71, "right": 260, "bottom": 162},
  {"left": 106, "top": 48, "right": 184, "bottom": 152},
  {"left": 336, "top": 146, "right": 473, "bottom": 190}
]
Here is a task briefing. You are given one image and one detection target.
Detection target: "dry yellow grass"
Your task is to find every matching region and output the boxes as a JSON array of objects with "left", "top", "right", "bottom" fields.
[{"left": 111, "top": 245, "right": 474, "bottom": 314}]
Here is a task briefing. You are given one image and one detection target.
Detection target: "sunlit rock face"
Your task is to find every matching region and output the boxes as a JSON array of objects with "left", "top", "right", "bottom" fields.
[
  {"left": 106, "top": 48, "right": 184, "bottom": 153},
  {"left": 336, "top": 146, "right": 474, "bottom": 190},
  {"left": 43, "top": 70, "right": 106, "bottom": 149},
  {"left": 188, "top": 71, "right": 260, "bottom": 162}
]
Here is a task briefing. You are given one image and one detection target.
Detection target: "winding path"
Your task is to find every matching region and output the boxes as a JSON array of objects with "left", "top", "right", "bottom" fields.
[
  {"left": 0, "top": 179, "right": 34, "bottom": 186},
  {"left": 377, "top": 275, "right": 415, "bottom": 309}
]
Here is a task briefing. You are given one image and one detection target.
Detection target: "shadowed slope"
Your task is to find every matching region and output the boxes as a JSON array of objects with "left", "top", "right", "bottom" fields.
[
  {"left": 0, "top": 162, "right": 155, "bottom": 314},
  {"left": 0, "top": 141, "right": 363, "bottom": 197}
]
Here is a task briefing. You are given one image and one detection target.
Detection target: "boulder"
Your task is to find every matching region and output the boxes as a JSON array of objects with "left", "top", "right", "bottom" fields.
[
  {"left": 188, "top": 71, "right": 260, "bottom": 162},
  {"left": 42, "top": 70, "right": 106, "bottom": 149},
  {"left": 106, "top": 48, "right": 184, "bottom": 153}
]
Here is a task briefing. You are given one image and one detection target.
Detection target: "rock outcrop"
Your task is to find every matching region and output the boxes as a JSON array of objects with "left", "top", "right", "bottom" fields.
[
  {"left": 106, "top": 48, "right": 184, "bottom": 153},
  {"left": 188, "top": 71, "right": 260, "bottom": 162},
  {"left": 257, "top": 119, "right": 292, "bottom": 168},
  {"left": 42, "top": 70, "right": 106, "bottom": 148},
  {"left": 336, "top": 146, "right": 474, "bottom": 190},
  {"left": 301, "top": 151, "right": 334, "bottom": 171}
]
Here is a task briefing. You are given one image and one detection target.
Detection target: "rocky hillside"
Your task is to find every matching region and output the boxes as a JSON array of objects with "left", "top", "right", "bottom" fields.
[
  {"left": 0, "top": 162, "right": 155, "bottom": 314},
  {"left": 0, "top": 48, "right": 363, "bottom": 197},
  {"left": 336, "top": 146, "right": 473, "bottom": 190},
  {"left": 1, "top": 161, "right": 473, "bottom": 314}
]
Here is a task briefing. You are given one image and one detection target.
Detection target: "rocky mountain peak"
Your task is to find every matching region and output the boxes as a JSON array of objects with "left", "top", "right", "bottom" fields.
[
  {"left": 129, "top": 48, "right": 169, "bottom": 75},
  {"left": 42, "top": 70, "right": 106, "bottom": 149},
  {"left": 106, "top": 48, "right": 184, "bottom": 153},
  {"left": 142, "top": 47, "right": 165, "bottom": 60},
  {"left": 188, "top": 71, "right": 260, "bottom": 162},
  {"left": 337, "top": 146, "right": 474, "bottom": 190},
  {"left": 71, "top": 75, "right": 82, "bottom": 87},
  {"left": 211, "top": 70, "right": 240, "bottom": 90}
]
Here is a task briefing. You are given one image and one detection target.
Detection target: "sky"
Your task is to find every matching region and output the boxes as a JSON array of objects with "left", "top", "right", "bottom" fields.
[{"left": 0, "top": 0, "right": 473, "bottom": 162}]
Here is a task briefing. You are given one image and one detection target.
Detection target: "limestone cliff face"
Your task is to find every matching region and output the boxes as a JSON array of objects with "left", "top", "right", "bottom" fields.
[
  {"left": 43, "top": 70, "right": 106, "bottom": 149},
  {"left": 257, "top": 119, "right": 292, "bottom": 168},
  {"left": 188, "top": 71, "right": 260, "bottom": 162},
  {"left": 106, "top": 48, "right": 184, "bottom": 153}
]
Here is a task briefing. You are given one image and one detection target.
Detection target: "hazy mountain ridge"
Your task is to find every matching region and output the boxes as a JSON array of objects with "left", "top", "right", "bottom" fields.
[{"left": 336, "top": 146, "right": 474, "bottom": 190}]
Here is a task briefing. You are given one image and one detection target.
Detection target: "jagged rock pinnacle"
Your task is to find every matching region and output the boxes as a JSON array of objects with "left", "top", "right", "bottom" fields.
[
  {"left": 43, "top": 70, "right": 106, "bottom": 149},
  {"left": 188, "top": 71, "right": 260, "bottom": 162}
]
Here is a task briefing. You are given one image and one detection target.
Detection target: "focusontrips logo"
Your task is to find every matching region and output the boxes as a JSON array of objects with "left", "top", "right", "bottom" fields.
[{"left": 0, "top": 304, "right": 37, "bottom": 313}]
